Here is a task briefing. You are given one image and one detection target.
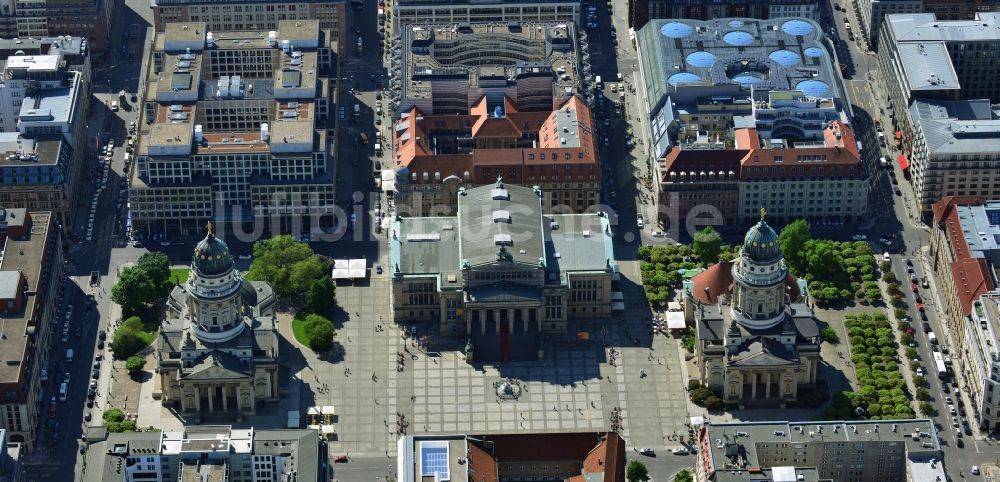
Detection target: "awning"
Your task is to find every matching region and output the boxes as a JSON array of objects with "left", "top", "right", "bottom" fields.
[
  {"left": 898, "top": 154, "right": 910, "bottom": 171},
  {"left": 690, "top": 416, "right": 705, "bottom": 426},
  {"left": 611, "top": 302, "right": 626, "bottom": 311},
  {"left": 331, "top": 259, "right": 350, "bottom": 279},
  {"left": 348, "top": 259, "right": 366, "bottom": 278},
  {"left": 895, "top": 130, "right": 902, "bottom": 140},
  {"left": 666, "top": 311, "right": 686, "bottom": 329},
  {"left": 381, "top": 170, "right": 396, "bottom": 192},
  {"left": 611, "top": 291, "right": 624, "bottom": 301},
  {"left": 332, "top": 259, "right": 367, "bottom": 279}
]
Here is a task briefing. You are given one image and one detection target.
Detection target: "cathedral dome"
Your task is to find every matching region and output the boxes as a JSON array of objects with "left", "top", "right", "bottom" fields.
[
  {"left": 193, "top": 223, "right": 233, "bottom": 277},
  {"left": 742, "top": 218, "right": 782, "bottom": 264}
]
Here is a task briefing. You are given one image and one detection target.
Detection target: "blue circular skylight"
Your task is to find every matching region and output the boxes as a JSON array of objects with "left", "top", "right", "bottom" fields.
[
  {"left": 728, "top": 20, "right": 744, "bottom": 28},
  {"left": 796, "top": 79, "right": 831, "bottom": 97},
  {"left": 661, "top": 22, "right": 693, "bottom": 39},
  {"left": 732, "top": 74, "right": 764, "bottom": 85},
  {"left": 668, "top": 72, "right": 702, "bottom": 86},
  {"left": 769, "top": 50, "right": 801, "bottom": 66},
  {"left": 723, "top": 31, "right": 754, "bottom": 46},
  {"left": 804, "top": 47, "right": 825, "bottom": 58},
  {"left": 686, "top": 51, "right": 717, "bottom": 68},
  {"left": 782, "top": 20, "right": 814, "bottom": 36}
]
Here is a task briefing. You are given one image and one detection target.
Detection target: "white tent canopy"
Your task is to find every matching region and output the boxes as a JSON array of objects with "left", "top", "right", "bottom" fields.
[
  {"left": 331, "top": 259, "right": 350, "bottom": 279},
  {"left": 666, "top": 311, "right": 686, "bottom": 329},
  {"left": 332, "top": 259, "right": 367, "bottom": 279},
  {"left": 381, "top": 170, "right": 396, "bottom": 192},
  {"left": 348, "top": 259, "right": 366, "bottom": 278}
]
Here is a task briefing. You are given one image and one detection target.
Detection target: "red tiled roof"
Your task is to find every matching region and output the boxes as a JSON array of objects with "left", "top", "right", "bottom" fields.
[
  {"left": 734, "top": 128, "right": 760, "bottom": 150},
  {"left": 932, "top": 196, "right": 985, "bottom": 225},
  {"left": 690, "top": 261, "right": 734, "bottom": 304},
  {"left": 468, "top": 432, "right": 624, "bottom": 482},
  {"left": 951, "top": 257, "right": 995, "bottom": 316},
  {"left": 660, "top": 149, "right": 747, "bottom": 183},
  {"left": 690, "top": 261, "right": 800, "bottom": 304}
]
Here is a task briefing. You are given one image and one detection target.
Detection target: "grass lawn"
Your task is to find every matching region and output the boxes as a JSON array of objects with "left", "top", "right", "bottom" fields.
[
  {"left": 168, "top": 268, "right": 190, "bottom": 286},
  {"left": 291, "top": 314, "right": 311, "bottom": 347}
]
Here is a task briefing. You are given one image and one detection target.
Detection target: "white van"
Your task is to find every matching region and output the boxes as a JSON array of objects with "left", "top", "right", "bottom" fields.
[
  {"left": 59, "top": 382, "right": 68, "bottom": 401},
  {"left": 111, "top": 101, "right": 119, "bottom": 112},
  {"left": 66, "top": 348, "right": 74, "bottom": 362}
]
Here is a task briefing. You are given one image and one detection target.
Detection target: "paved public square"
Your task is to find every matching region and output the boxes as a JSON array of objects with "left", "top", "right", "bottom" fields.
[{"left": 279, "top": 259, "right": 693, "bottom": 461}]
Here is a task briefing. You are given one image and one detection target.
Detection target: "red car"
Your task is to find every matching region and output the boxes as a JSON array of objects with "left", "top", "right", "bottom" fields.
[
  {"left": 911, "top": 282, "right": 919, "bottom": 293},
  {"left": 917, "top": 304, "right": 926, "bottom": 312}
]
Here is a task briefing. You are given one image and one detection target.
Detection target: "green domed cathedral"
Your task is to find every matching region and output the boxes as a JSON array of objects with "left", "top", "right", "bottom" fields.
[
  {"left": 155, "top": 223, "right": 280, "bottom": 422},
  {"left": 683, "top": 212, "right": 822, "bottom": 409}
]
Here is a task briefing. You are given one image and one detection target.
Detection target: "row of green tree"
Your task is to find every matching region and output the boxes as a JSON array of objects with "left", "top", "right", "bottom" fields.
[
  {"left": 778, "top": 220, "right": 878, "bottom": 303},
  {"left": 843, "top": 313, "right": 915, "bottom": 420},
  {"left": 637, "top": 227, "right": 736, "bottom": 304}
]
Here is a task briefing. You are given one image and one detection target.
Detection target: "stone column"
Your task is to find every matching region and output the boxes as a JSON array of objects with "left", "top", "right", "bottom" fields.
[
  {"left": 235, "top": 385, "right": 241, "bottom": 412},
  {"left": 195, "top": 386, "right": 202, "bottom": 412},
  {"left": 180, "top": 389, "right": 187, "bottom": 412},
  {"left": 222, "top": 384, "right": 229, "bottom": 412},
  {"left": 481, "top": 312, "right": 487, "bottom": 334},
  {"left": 496, "top": 309, "right": 501, "bottom": 333},
  {"left": 207, "top": 385, "right": 214, "bottom": 411},
  {"left": 523, "top": 309, "right": 529, "bottom": 332},
  {"left": 750, "top": 372, "right": 757, "bottom": 400},
  {"left": 508, "top": 309, "right": 514, "bottom": 333},
  {"left": 466, "top": 316, "right": 471, "bottom": 335}
]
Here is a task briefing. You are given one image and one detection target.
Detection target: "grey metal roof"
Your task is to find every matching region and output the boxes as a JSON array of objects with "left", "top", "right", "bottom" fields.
[
  {"left": 392, "top": 216, "right": 460, "bottom": 276},
  {"left": 546, "top": 214, "right": 615, "bottom": 273},
  {"left": 0, "top": 271, "right": 20, "bottom": 300},
  {"left": 910, "top": 98, "right": 1000, "bottom": 155},
  {"left": 886, "top": 12, "right": 1000, "bottom": 43},
  {"left": 894, "top": 42, "right": 960, "bottom": 92},
  {"left": 458, "top": 183, "right": 545, "bottom": 268}
]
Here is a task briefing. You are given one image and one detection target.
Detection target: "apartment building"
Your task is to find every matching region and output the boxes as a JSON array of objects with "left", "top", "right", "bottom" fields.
[
  {"left": 0, "top": 53, "right": 89, "bottom": 227},
  {"left": 858, "top": 0, "right": 1000, "bottom": 49},
  {"left": 131, "top": 21, "right": 338, "bottom": 236},
  {"left": 82, "top": 426, "right": 324, "bottom": 482},
  {"left": 397, "top": 432, "right": 625, "bottom": 482},
  {"left": 391, "top": 0, "right": 581, "bottom": 30},
  {"left": 0, "top": 0, "right": 113, "bottom": 55},
  {"left": 0, "top": 211, "right": 62, "bottom": 452},
  {"left": 151, "top": 0, "right": 347, "bottom": 57},
  {"left": 627, "top": 0, "right": 819, "bottom": 29},
  {"left": 697, "top": 420, "right": 945, "bottom": 482},
  {"left": 928, "top": 197, "right": 1000, "bottom": 429}
]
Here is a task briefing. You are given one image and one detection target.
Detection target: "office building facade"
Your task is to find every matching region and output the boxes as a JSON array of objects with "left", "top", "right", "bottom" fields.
[
  {"left": 131, "top": 21, "right": 338, "bottom": 236},
  {"left": 0, "top": 0, "right": 112, "bottom": 55},
  {"left": 151, "top": 0, "right": 347, "bottom": 57},
  {"left": 391, "top": 0, "right": 581, "bottom": 30},
  {"left": 0, "top": 51, "right": 89, "bottom": 228}
]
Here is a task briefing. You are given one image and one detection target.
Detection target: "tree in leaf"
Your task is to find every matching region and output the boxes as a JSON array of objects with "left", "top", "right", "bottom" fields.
[
  {"left": 306, "top": 277, "right": 337, "bottom": 313},
  {"left": 125, "top": 355, "right": 147, "bottom": 373},
  {"left": 290, "top": 256, "right": 329, "bottom": 295},
  {"left": 111, "top": 266, "right": 157, "bottom": 313},
  {"left": 692, "top": 226, "right": 722, "bottom": 265},
  {"left": 674, "top": 470, "right": 694, "bottom": 482},
  {"left": 245, "top": 235, "right": 314, "bottom": 297},
  {"left": 626, "top": 460, "right": 650, "bottom": 482},
  {"left": 137, "top": 252, "right": 172, "bottom": 296},
  {"left": 303, "top": 313, "right": 335, "bottom": 352},
  {"left": 110, "top": 316, "right": 148, "bottom": 358},
  {"left": 778, "top": 219, "right": 811, "bottom": 273}
]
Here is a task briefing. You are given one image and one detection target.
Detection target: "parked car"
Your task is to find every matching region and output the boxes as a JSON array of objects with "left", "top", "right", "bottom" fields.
[
  {"left": 852, "top": 234, "right": 867, "bottom": 241},
  {"left": 671, "top": 447, "right": 689, "bottom": 455},
  {"left": 639, "top": 448, "right": 655, "bottom": 456}
]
